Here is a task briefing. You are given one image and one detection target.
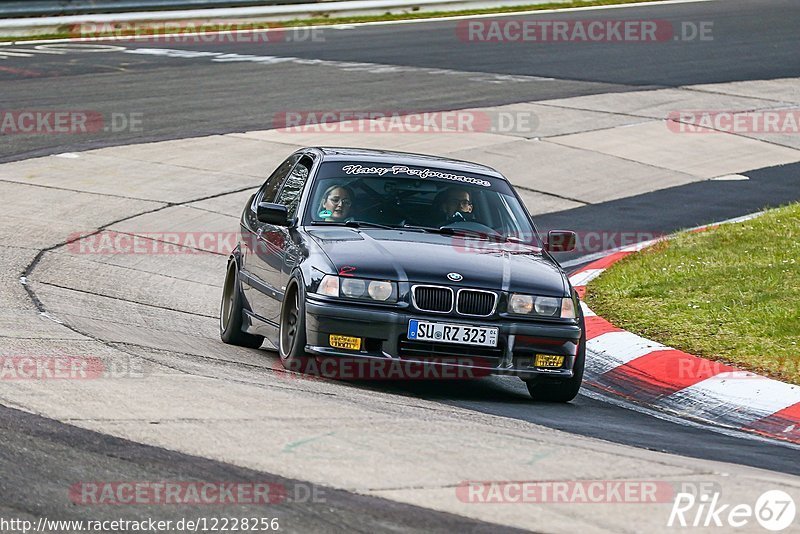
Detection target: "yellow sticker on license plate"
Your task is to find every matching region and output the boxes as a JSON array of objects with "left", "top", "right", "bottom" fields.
[
  {"left": 329, "top": 335, "right": 362, "bottom": 350},
  {"left": 535, "top": 354, "right": 564, "bottom": 368}
]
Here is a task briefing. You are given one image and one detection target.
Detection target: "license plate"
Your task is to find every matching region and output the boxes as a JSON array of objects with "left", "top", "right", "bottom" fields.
[
  {"left": 329, "top": 335, "right": 361, "bottom": 350},
  {"left": 535, "top": 354, "right": 564, "bottom": 368},
  {"left": 407, "top": 320, "right": 498, "bottom": 347}
]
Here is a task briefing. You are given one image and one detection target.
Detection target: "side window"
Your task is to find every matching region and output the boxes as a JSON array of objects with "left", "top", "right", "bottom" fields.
[
  {"left": 257, "top": 154, "right": 300, "bottom": 205},
  {"left": 276, "top": 156, "right": 313, "bottom": 219}
]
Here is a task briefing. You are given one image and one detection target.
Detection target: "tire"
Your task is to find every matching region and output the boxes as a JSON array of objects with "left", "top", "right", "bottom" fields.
[
  {"left": 524, "top": 331, "right": 585, "bottom": 403},
  {"left": 220, "top": 260, "right": 264, "bottom": 349},
  {"left": 278, "top": 277, "right": 312, "bottom": 373}
]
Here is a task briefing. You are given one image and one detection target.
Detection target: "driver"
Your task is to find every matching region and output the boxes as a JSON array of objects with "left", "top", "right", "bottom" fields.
[
  {"left": 318, "top": 184, "right": 355, "bottom": 222},
  {"left": 434, "top": 187, "right": 474, "bottom": 225}
]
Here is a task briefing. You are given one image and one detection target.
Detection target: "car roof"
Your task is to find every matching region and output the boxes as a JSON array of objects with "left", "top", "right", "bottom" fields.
[{"left": 309, "top": 147, "right": 507, "bottom": 180}]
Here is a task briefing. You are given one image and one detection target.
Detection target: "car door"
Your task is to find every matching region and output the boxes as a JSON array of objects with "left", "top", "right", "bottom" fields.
[
  {"left": 240, "top": 153, "right": 299, "bottom": 325},
  {"left": 248, "top": 154, "right": 314, "bottom": 326},
  {"left": 276, "top": 155, "right": 315, "bottom": 284}
]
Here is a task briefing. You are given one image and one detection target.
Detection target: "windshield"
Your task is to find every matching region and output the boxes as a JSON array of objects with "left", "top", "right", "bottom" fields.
[{"left": 304, "top": 161, "right": 540, "bottom": 245}]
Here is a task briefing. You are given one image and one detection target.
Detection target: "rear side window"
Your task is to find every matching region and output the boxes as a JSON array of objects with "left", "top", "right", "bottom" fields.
[
  {"left": 257, "top": 154, "right": 300, "bottom": 204},
  {"left": 276, "top": 155, "right": 314, "bottom": 220}
]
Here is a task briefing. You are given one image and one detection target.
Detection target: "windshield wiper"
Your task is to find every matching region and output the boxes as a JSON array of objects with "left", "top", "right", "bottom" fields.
[
  {"left": 436, "top": 227, "right": 489, "bottom": 238},
  {"left": 402, "top": 224, "right": 488, "bottom": 237},
  {"left": 344, "top": 220, "right": 395, "bottom": 229},
  {"left": 401, "top": 224, "right": 442, "bottom": 233},
  {"left": 400, "top": 224, "right": 541, "bottom": 249},
  {"left": 309, "top": 220, "right": 394, "bottom": 230},
  {"left": 504, "top": 235, "right": 539, "bottom": 246}
]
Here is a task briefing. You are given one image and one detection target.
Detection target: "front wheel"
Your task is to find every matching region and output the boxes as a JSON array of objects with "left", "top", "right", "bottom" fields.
[
  {"left": 279, "top": 278, "right": 312, "bottom": 373},
  {"left": 524, "top": 333, "right": 585, "bottom": 402},
  {"left": 220, "top": 260, "right": 264, "bottom": 349}
]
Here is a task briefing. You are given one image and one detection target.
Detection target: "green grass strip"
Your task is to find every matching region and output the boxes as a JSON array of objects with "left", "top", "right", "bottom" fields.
[{"left": 586, "top": 202, "right": 800, "bottom": 384}]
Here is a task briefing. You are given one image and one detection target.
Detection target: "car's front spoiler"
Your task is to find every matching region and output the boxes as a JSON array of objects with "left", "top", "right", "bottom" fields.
[
  {"left": 304, "top": 296, "right": 582, "bottom": 381},
  {"left": 304, "top": 346, "right": 573, "bottom": 380}
]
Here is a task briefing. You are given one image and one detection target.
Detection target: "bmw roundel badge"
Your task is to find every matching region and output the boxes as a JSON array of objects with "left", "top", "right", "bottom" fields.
[{"left": 447, "top": 272, "right": 463, "bottom": 282}]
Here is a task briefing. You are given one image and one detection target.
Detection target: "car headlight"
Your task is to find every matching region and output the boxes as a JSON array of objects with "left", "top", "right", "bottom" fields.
[
  {"left": 316, "top": 275, "right": 397, "bottom": 303},
  {"left": 317, "top": 275, "right": 339, "bottom": 297},
  {"left": 367, "top": 280, "right": 394, "bottom": 301},
  {"left": 508, "top": 294, "right": 575, "bottom": 318},
  {"left": 341, "top": 278, "right": 366, "bottom": 298}
]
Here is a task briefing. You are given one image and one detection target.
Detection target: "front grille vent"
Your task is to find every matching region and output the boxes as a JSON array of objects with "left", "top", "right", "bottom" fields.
[
  {"left": 456, "top": 290, "right": 496, "bottom": 316},
  {"left": 413, "top": 286, "right": 453, "bottom": 313}
]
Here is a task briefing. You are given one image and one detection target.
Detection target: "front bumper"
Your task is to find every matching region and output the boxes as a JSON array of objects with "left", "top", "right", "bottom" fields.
[{"left": 304, "top": 296, "right": 582, "bottom": 380}]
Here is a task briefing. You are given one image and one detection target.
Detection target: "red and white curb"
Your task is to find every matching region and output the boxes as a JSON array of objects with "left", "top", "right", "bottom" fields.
[{"left": 569, "top": 216, "right": 800, "bottom": 445}]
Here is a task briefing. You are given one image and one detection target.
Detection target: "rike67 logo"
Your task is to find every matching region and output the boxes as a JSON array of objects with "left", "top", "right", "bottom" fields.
[{"left": 668, "top": 490, "right": 796, "bottom": 531}]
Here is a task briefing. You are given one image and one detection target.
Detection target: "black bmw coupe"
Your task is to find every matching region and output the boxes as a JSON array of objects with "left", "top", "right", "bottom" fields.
[{"left": 220, "top": 147, "right": 585, "bottom": 401}]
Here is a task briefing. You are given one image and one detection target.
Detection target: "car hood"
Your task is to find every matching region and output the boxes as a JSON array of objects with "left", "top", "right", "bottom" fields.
[{"left": 306, "top": 227, "right": 567, "bottom": 296}]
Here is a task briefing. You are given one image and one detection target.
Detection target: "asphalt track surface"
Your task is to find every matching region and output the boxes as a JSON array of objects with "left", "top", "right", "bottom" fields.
[
  {"left": 0, "top": 405, "right": 522, "bottom": 532},
  {"left": 2, "top": 0, "right": 800, "bottom": 529},
  {"left": 2, "top": 0, "right": 799, "bottom": 162}
]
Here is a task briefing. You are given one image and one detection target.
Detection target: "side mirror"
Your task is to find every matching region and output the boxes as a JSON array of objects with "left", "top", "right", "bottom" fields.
[
  {"left": 257, "top": 202, "right": 289, "bottom": 226},
  {"left": 545, "top": 230, "right": 576, "bottom": 252}
]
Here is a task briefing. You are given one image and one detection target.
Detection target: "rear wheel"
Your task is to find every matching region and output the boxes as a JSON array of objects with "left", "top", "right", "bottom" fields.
[
  {"left": 220, "top": 260, "right": 264, "bottom": 348},
  {"left": 279, "top": 278, "right": 312, "bottom": 373},
  {"left": 524, "top": 333, "right": 585, "bottom": 402}
]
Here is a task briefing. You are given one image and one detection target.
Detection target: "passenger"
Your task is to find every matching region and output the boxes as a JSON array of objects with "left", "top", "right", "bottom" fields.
[{"left": 318, "top": 184, "right": 355, "bottom": 222}]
